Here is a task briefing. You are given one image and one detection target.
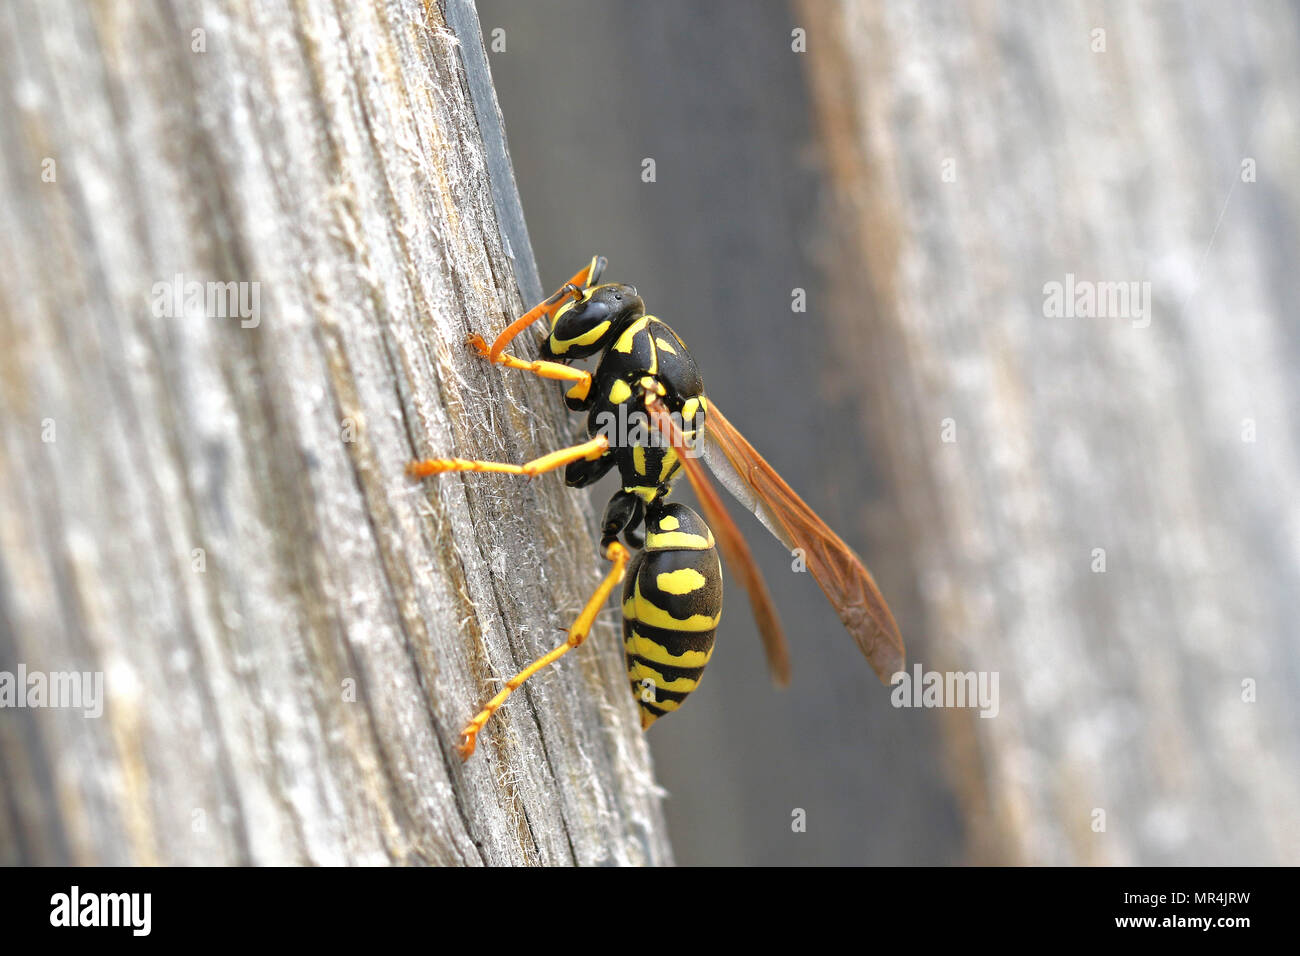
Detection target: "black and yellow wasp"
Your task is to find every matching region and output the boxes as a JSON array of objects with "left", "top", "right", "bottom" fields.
[{"left": 409, "top": 257, "right": 904, "bottom": 758}]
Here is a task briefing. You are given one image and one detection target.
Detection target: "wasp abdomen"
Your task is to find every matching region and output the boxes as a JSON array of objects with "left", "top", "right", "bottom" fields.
[{"left": 620, "top": 503, "right": 722, "bottom": 729}]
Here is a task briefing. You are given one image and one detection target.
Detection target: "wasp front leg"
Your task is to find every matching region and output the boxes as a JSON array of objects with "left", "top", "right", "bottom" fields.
[
  {"left": 456, "top": 539, "right": 631, "bottom": 759},
  {"left": 483, "top": 255, "right": 606, "bottom": 361}
]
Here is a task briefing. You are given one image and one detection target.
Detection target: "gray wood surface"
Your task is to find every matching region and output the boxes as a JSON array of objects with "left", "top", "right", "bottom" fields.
[
  {"left": 0, "top": 0, "right": 670, "bottom": 866},
  {"left": 797, "top": 0, "right": 1300, "bottom": 864}
]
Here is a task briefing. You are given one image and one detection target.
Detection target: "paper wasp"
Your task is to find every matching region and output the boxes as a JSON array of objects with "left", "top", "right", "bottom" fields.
[{"left": 408, "top": 257, "right": 904, "bottom": 758}]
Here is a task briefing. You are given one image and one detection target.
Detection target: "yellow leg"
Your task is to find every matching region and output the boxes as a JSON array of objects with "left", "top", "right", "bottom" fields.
[
  {"left": 486, "top": 257, "right": 605, "bottom": 361},
  {"left": 407, "top": 433, "right": 607, "bottom": 479},
  {"left": 467, "top": 335, "right": 592, "bottom": 402},
  {"left": 456, "top": 540, "right": 631, "bottom": 759}
]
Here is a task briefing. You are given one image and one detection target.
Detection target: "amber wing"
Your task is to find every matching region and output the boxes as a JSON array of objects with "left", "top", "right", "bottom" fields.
[
  {"left": 647, "top": 397, "right": 792, "bottom": 686},
  {"left": 701, "top": 401, "right": 905, "bottom": 683}
]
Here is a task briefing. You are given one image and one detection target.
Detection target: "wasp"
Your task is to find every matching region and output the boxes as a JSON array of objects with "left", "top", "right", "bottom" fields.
[{"left": 409, "top": 258, "right": 904, "bottom": 758}]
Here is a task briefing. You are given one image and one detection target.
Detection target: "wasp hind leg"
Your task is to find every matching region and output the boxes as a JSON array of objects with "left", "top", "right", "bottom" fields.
[
  {"left": 456, "top": 539, "right": 631, "bottom": 759},
  {"left": 407, "top": 434, "right": 609, "bottom": 479}
]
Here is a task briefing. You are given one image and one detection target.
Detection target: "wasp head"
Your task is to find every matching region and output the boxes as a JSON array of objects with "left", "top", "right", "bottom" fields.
[{"left": 542, "top": 283, "right": 644, "bottom": 360}]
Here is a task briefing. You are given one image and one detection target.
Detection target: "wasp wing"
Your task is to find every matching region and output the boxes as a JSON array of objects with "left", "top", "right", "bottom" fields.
[
  {"left": 701, "top": 401, "right": 905, "bottom": 683},
  {"left": 647, "top": 397, "right": 792, "bottom": 686}
]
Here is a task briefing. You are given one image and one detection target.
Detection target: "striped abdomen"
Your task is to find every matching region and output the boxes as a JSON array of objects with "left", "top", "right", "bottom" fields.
[{"left": 621, "top": 503, "right": 722, "bottom": 729}]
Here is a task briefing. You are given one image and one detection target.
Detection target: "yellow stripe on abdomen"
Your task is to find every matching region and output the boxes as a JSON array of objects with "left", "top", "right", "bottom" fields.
[
  {"left": 645, "top": 528, "right": 714, "bottom": 551},
  {"left": 624, "top": 632, "right": 714, "bottom": 668},
  {"left": 627, "top": 660, "right": 699, "bottom": 693},
  {"left": 656, "top": 567, "right": 708, "bottom": 595},
  {"left": 632, "top": 579, "right": 719, "bottom": 631}
]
